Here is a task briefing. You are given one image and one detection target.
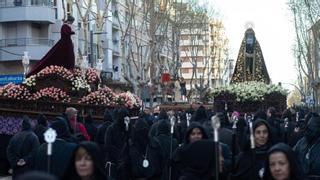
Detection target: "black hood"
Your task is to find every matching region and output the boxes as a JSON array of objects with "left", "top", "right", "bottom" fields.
[
  {"left": 103, "top": 109, "right": 113, "bottom": 123},
  {"left": 67, "top": 142, "right": 107, "bottom": 179},
  {"left": 22, "top": 116, "right": 32, "bottom": 131},
  {"left": 193, "top": 106, "right": 208, "bottom": 123},
  {"left": 263, "top": 143, "right": 305, "bottom": 180},
  {"left": 243, "top": 119, "right": 273, "bottom": 151},
  {"left": 37, "top": 114, "right": 47, "bottom": 127},
  {"left": 179, "top": 140, "right": 215, "bottom": 177},
  {"left": 304, "top": 116, "right": 320, "bottom": 144},
  {"left": 50, "top": 117, "right": 72, "bottom": 141},
  {"left": 184, "top": 122, "right": 208, "bottom": 144},
  {"left": 157, "top": 119, "right": 170, "bottom": 136},
  {"left": 115, "top": 107, "right": 129, "bottom": 125},
  {"left": 132, "top": 119, "right": 149, "bottom": 153},
  {"left": 158, "top": 109, "right": 168, "bottom": 120}
]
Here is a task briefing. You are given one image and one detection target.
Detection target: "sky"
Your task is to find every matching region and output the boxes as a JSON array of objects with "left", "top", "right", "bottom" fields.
[{"left": 203, "top": 0, "right": 297, "bottom": 88}]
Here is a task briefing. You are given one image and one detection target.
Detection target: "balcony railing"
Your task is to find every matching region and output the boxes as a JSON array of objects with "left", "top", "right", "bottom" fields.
[
  {"left": 0, "top": 38, "right": 54, "bottom": 47},
  {"left": 0, "top": 0, "right": 52, "bottom": 7}
]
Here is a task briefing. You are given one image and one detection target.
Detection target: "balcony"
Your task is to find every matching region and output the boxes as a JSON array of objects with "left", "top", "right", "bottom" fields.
[
  {"left": 0, "top": 38, "right": 54, "bottom": 61},
  {"left": 0, "top": 0, "right": 55, "bottom": 23}
]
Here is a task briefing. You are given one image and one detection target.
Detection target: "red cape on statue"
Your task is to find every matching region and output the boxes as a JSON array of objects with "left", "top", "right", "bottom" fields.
[{"left": 26, "top": 24, "right": 75, "bottom": 77}]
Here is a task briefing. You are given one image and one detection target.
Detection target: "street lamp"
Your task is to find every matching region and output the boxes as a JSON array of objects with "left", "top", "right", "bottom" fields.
[{"left": 22, "top": 51, "right": 30, "bottom": 78}]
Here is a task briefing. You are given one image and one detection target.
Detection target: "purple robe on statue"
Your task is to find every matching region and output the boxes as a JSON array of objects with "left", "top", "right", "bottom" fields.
[{"left": 26, "top": 24, "right": 75, "bottom": 77}]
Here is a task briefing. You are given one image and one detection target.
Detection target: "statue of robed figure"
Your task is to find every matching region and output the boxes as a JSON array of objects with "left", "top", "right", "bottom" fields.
[{"left": 231, "top": 28, "right": 270, "bottom": 84}]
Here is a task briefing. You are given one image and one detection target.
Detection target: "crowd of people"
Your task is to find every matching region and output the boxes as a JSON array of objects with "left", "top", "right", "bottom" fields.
[{"left": 1, "top": 105, "right": 320, "bottom": 180}]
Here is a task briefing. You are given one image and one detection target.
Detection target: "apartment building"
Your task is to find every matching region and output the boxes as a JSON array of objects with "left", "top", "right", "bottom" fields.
[
  {"left": 0, "top": 0, "right": 56, "bottom": 74},
  {"left": 177, "top": 3, "right": 229, "bottom": 97}
]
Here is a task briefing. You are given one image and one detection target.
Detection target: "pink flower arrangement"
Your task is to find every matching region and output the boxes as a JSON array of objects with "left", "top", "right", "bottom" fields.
[
  {"left": 116, "top": 92, "right": 142, "bottom": 109},
  {"left": 32, "top": 87, "right": 71, "bottom": 102},
  {"left": 79, "top": 87, "right": 116, "bottom": 105},
  {"left": 73, "top": 67, "right": 83, "bottom": 77},
  {"left": 0, "top": 83, "right": 32, "bottom": 100},
  {"left": 37, "top": 65, "right": 74, "bottom": 81},
  {"left": 85, "top": 68, "right": 100, "bottom": 84}
]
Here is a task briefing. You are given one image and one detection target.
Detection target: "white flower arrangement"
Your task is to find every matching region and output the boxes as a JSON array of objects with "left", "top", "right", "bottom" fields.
[
  {"left": 22, "top": 75, "right": 36, "bottom": 88},
  {"left": 212, "top": 81, "right": 288, "bottom": 102},
  {"left": 71, "top": 77, "right": 91, "bottom": 92}
]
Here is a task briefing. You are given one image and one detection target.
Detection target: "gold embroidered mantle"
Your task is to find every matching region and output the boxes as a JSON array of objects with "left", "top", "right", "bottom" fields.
[{"left": 231, "top": 29, "right": 270, "bottom": 84}]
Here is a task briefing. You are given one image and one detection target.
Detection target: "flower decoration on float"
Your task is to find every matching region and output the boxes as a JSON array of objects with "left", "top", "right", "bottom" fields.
[
  {"left": 32, "top": 87, "right": 71, "bottom": 102},
  {"left": 36, "top": 65, "right": 74, "bottom": 81},
  {"left": 79, "top": 87, "right": 116, "bottom": 105},
  {"left": 116, "top": 91, "right": 143, "bottom": 109},
  {"left": 211, "top": 81, "right": 288, "bottom": 102},
  {"left": 85, "top": 68, "right": 100, "bottom": 84},
  {"left": 0, "top": 83, "right": 32, "bottom": 100}
]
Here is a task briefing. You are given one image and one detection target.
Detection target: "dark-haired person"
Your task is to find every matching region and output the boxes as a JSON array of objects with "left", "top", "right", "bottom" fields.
[
  {"left": 263, "top": 143, "right": 305, "bottom": 180},
  {"left": 7, "top": 116, "right": 40, "bottom": 178},
  {"left": 26, "top": 15, "right": 75, "bottom": 77},
  {"left": 294, "top": 116, "right": 320, "bottom": 179},
  {"left": 232, "top": 119, "right": 274, "bottom": 180},
  {"left": 172, "top": 122, "right": 209, "bottom": 179},
  {"left": 62, "top": 142, "right": 107, "bottom": 180}
]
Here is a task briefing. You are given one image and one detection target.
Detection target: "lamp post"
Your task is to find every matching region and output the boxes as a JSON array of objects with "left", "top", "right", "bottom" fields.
[{"left": 22, "top": 51, "right": 30, "bottom": 78}]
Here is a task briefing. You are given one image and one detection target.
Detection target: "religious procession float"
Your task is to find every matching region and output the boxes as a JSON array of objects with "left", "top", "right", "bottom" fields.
[
  {"left": 0, "top": 65, "right": 142, "bottom": 119},
  {"left": 212, "top": 28, "right": 287, "bottom": 114}
]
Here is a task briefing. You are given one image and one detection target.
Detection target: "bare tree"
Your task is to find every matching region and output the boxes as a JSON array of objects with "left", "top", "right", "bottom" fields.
[
  {"left": 74, "top": 0, "right": 93, "bottom": 57},
  {"left": 90, "top": 0, "right": 112, "bottom": 60},
  {"left": 176, "top": 0, "right": 225, "bottom": 102},
  {"left": 288, "top": 0, "right": 320, "bottom": 107}
]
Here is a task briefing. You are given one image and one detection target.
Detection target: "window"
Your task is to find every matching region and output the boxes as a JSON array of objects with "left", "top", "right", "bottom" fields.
[
  {"left": 181, "top": 68, "right": 189, "bottom": 74},
  {"left": 181, "top": 35, "right": 189, "bottom": 40},
  {"left": 6, "top": 23, "right": 17, "bottom": 46},
  {"left": 180, "top": 57, "right": 189, "bottom": 62},
  {"left": 198, "top": 69, "right": 204, "bottom": 73}
]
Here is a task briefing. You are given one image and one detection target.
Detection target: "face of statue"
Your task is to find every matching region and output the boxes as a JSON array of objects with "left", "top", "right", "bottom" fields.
[
  {"left": 189, "top": 128, "right": 203, "bottom": 143},
  {"left": 269, "top": 152, "right": 290, "bottom": 180},
  {"left": 254, "top": 124, "right": 268, "bottom": 147}
]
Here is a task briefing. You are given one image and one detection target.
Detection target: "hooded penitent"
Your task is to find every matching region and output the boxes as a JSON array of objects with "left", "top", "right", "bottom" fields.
[
  {"left": 232, "top": 119, "right": 273, "bottom": 180},
  {"left": 263, "top": 143, "right": 305, "bottom": 180},
  {"left": 177, "top": 140, "right": 216, "bottom": 180},
  {"left": 62, "top": 142, "right": 107, "bottom": 180}
]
